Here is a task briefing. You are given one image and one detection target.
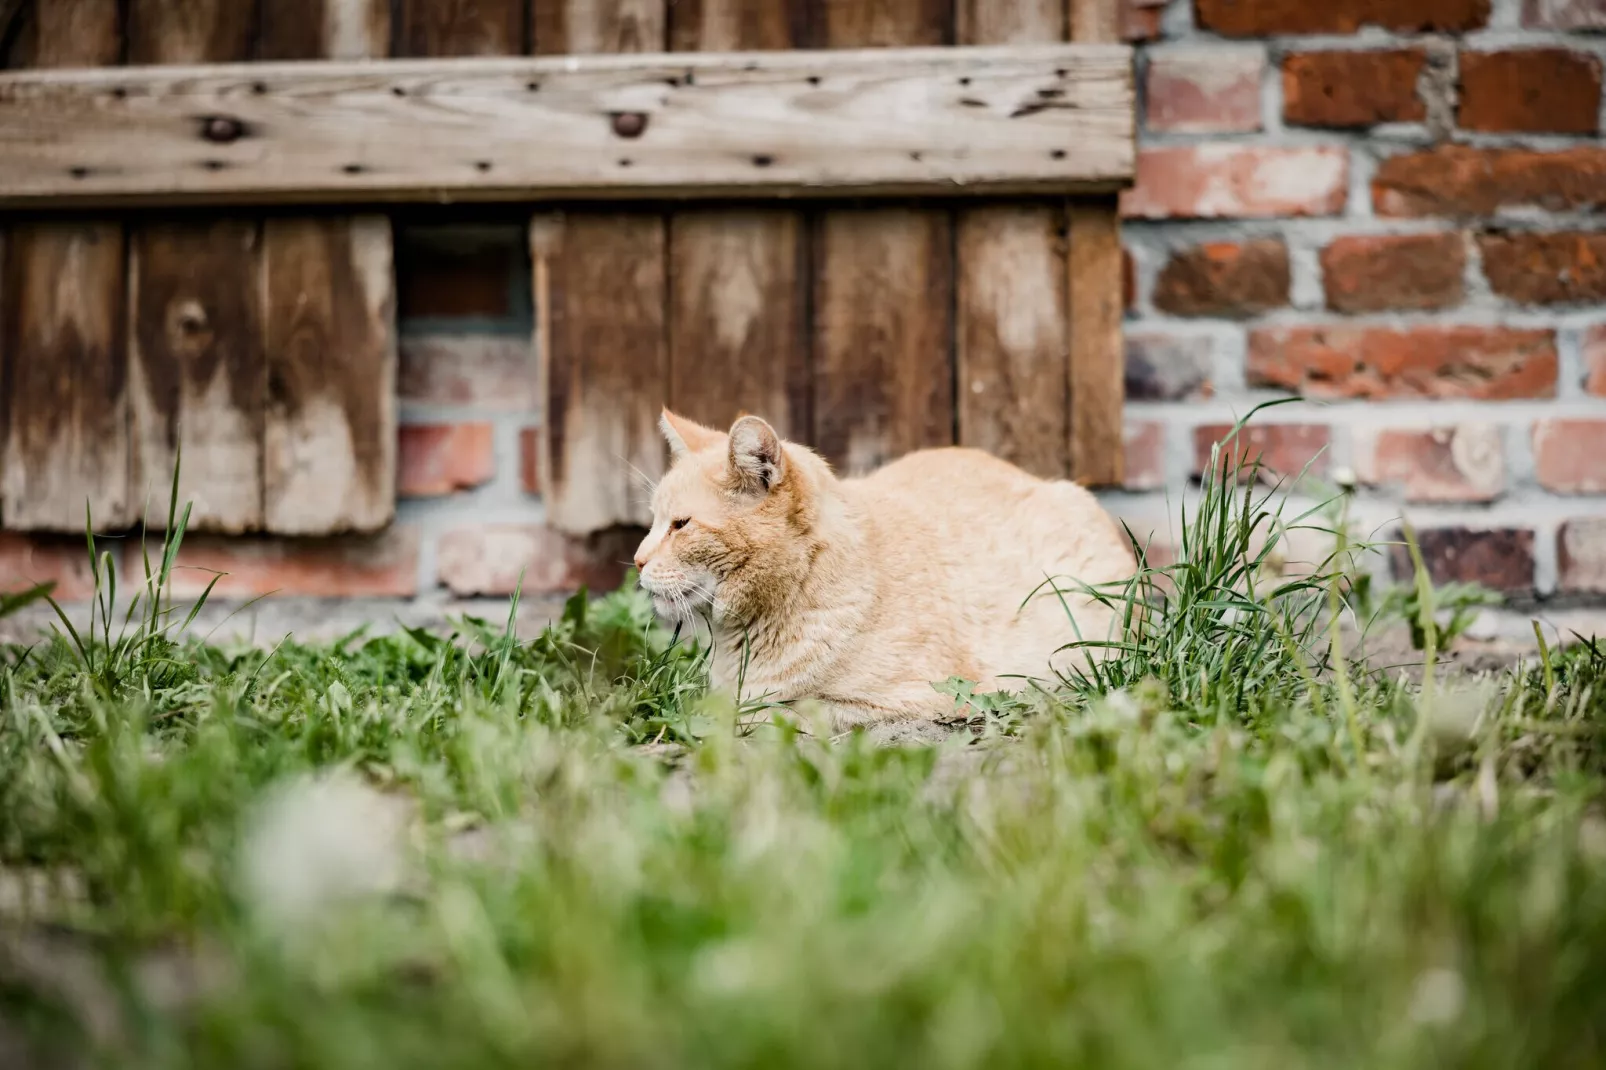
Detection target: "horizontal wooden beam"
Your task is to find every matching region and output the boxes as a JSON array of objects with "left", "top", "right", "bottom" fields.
[{"left": 0, "top": 44, "right": 1133, "bottom": 209}]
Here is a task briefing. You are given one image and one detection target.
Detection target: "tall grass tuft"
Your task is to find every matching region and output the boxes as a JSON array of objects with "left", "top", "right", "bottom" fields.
[{"left": 1045, "top": 403, "right": 1362, "bottom": 715}]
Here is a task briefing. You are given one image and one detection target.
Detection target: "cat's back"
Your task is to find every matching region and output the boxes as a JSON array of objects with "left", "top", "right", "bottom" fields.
[{"left": 845, "top": 446, "right": 1131, "bottom": 583}]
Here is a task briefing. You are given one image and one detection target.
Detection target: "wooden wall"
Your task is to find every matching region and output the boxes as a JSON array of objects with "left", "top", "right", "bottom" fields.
[{"left": 0, "top": 0, "right": 1127, "bottom": 539}]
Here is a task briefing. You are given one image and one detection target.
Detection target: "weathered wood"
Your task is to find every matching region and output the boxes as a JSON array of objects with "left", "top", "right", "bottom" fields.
[
  {"left": 666, "top": 0, "right": 808, "bottom": 440},
  {"left": 1066, "top": 0, "right": 1125, "bottom": 486},
  {"left": 534, "top": 0, "right": 668, "bottom": 536},
  {"left": 956, "top": 205, "right": 1070, "bottom": 477},
  {"left": 0, "top": 0, "right": 130, "bottom": 531},
  {"left": 668, "top": 212, "right": 808, "bottom": 439},
  {"left": 262, "top": 216, "right": 395, "bottom": 533},
  {"left": 954, "top": 0, "right": 1069, "bottom": 479},
  {"left": 127, "top": 0, "right": 255, "bottom": 66},
  {"left": 0, "top": 224, "right": 132, "bottom": 529},
  {"left": 399, "top": 0, "right": 523, "bottom": 57},
  {"left": 533, "top": 211, "right": 668, "bottom": 533},
  {"left": 811, "top": 0, "right": 954, "bottom": 474},
  {"left": 260, "top": 0, "right": 392, "bottom": 61},
  {"left": 127, "top": 0, "right": 264, "bottom": 532},
  {"left": 259, "top": 0, "right": 395, "bottom": 535},
  {"left": 534, "top": 0, "right": 663, "bottom": 54},
  {"left": 668, "top": 0, "right": 806, "bottom": 52},
  {"left": 1066, "top": 202, "right": 1123, "bottom": 485},
  {"left": 812, "top": 209, "right": 953, "bottom": 474},
  {"left": 128, "top": 220, "right": 266, "bottom": 531},
  {"left": 0, "top": 46, "right": 1136, "bottom": 209}
]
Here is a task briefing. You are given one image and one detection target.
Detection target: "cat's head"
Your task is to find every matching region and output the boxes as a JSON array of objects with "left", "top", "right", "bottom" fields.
[{"left": 633, "top": 409, "right": 824, "bottom": 625}]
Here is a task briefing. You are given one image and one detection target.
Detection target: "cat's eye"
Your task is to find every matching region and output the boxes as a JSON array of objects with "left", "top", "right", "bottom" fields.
[{"left": 670, "top": 517, "right": 691, "bottom": 531}]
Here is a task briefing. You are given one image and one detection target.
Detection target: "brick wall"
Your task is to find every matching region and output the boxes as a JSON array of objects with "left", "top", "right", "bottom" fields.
[
  {"left": 6, "top": 0, "right": 1606, "bottom": 634},
  {"left": 1116, "top": 0, "right": 1606, "bottom": 615}
]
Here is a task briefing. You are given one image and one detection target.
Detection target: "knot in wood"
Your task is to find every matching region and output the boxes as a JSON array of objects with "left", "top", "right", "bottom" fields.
[
  {"left": 609, "top": 111, "right": 648, "bottom": 139},
  {"left": 201, "top": 115, "right": 245, "bottom": 144}
]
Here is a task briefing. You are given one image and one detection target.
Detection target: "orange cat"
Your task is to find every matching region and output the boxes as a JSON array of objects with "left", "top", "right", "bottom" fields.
[{"left": 634, "top": 410, "right": 1137, "bottom": 727}]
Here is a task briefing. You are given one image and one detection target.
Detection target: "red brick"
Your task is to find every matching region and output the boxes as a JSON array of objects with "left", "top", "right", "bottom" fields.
[
  {"left": 0, "top": 533, "right": 99, "bottom": 603},
  {"left": 1125, "top": 331, "right": 1214, "bottom": 401},
  {"left": 1122, "top": 146, "right": 1348, "bottom": 220},
  {"left": 520, "top": 428, "right": 542, "bottom": 494},
  {"left": 1478, "top": 232, "right": 1606, "bottom": 307},
  {"left": 1123, "top": 0, "right": 1168, "bottom": 40},
  {"left": 436, "top": 524, "right": 638, "bottom": 597},
  {"left": 1124, "top": 422, "right": 1167, "bottom": 491},
  {"left": 1154, "top": 240, "right": 1289, "bottom": 318},
  {"left": 1248, "top": 326, "right": 1557, "bottom": 400},
  {"left": 1282, "top": 50, "right": 1426, "bottom": 129},
  {"left": 1524, "top": 0, "right": 1606, "bottom": 30},
  {"left": 1196, "top": 0, "right": 1490, "bottom": 35},
  {"left": 165, "top": 528, "right": 420, "bottom": 599},
  {"left": 396, "top": 227, "right": 519, "bottom": 321},
  {"left": 1459, "top": 49, "right": 1602, "bottom": 135},
  {"left": 397, "top": 424, "right": 495, "bottom": 498},
  {"left": 1585, "top": 324, "right": 1606, "bottom": 397},
  {"left": 1533, "top": 419, "right": 1606, "bottom": 494},
  {"left": 1355, "top": 425, "right": 1505, "bottom": 503},
  {"left": 1558, "top": 519, "right": 1606, "bottom": 595},
  {"left": 1145, "top": 49, "right": 1263, "bottom": 134},
  {"left": 1389, "top": 527, "right": 1534, "bottom": 595},
  {"left": 1373, "top": 146, "right": 1606, "bottom": 218},
  {"left": 1321, "top": 233, "right": 1465, "bottom": 313},
  {"left": 1192, "top": 423, "right": 1331, "bottom": 483},
  {"left": 398, "top": 336, "right": 537, "bottom": 410}
]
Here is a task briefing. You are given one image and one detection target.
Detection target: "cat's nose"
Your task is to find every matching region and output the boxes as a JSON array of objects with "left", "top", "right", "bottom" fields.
[{"left": 633, "top": 552, "right": 649, "bottom": 571}]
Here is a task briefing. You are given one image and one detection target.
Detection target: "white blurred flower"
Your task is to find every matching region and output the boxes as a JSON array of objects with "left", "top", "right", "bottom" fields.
[
  {"left": 237, "top": 769, "right": 411, "bottom": 928},
  {"left": 1408, "top": 967, "right": 1465, "bottom": 1026}
]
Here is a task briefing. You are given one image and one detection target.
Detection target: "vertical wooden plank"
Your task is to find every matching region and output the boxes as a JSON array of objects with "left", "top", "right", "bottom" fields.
[
  {"left": 954, "top": 0, "right": 1069, "bottom": 479},
  {"left": 127, "top": 0, "right": 263, "bottom": 531},
  {"left": 1067, "top": 0, "right": 1125, "bottom": 486},
  {"left": 260, "top": 0, "right": 396, "bottom": 534},
  {"left": 810, "top": 0, "right": 954, "bottom": 474},
  {"left": 533, "top": 0, "right": 667, "bottom": 535},
  {"left": 666, "top": 2, "right": 808, "bottom": 440},
  {"left": 260, "top": 0, "right": 391, "bottom": 61},
  {"left": 532, "top": 212, "right": 667, "bottom": 534},
  {"left": 398, "top": 0, "right": 524, "bottom": 56},
  {"left": 261, "top": 218, "right": 395, "bottom": 534},
  {"left": 0, "top": 0, "right": 131, "bottom": 531}
]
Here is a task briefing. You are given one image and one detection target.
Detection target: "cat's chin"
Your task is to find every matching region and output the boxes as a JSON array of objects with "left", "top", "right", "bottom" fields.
[{"left": 649, "top": 591, "right": 711, "bottom": 622}]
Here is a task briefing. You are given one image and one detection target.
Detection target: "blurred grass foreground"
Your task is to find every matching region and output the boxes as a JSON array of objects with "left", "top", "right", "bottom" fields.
[{"left": 2, "top": 429, "right": 1605, "bottom": 1070}]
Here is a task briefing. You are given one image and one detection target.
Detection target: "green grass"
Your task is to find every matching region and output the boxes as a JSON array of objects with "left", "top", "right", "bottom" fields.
[{"left": 2, "top": 429, "right": 1605, "bottom": 1070}]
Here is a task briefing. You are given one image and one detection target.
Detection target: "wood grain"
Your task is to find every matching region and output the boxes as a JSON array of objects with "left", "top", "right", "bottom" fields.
[
  {"left": 1, "top": 223, "right": 132, "bottom": 529},
  {"left": 810, "top": 0, "right": 954, "bottom": 474},
  {"left": 533, "top": 211, "right": 668, "bottom": 533},
  {"left": 534, "top": 0, "right": 668, "bottom": 536},
  {"left": 1067, "top": 0, "right": 1125, "bottom": 486},
  {"left": 0, "top": 0, "right": 130, "bottom": 531},
  {"left": 534, "top": 0, "right": 663, "bottom": 54},
  {"left": 953, "top": 0, "right": 1069, "bottom": 479},
  {"left": 259, "top": 0, "right": 395, "bottom": 535},
  {"left": 812, "top": 208, "right": 953, "bottom": 474},
  {"left": 260, "top": 0, "right": 392, "bottom": 61},
  {"left": 399, "top": 0, "right": 523, "bottom": 57},
  {"left": 0, "top": 46, "right": 1136, "bottom": 208},
  {"left": 667, "top": 0, "right": 808, "bottom": 440},
  {"left": 129, "top": 220, "right": 265, "bottom": 531},
  {"left": 127, "top": 0, "right": 263, "bottom": 532},
  {"left": 956, "top": 205, "right": 1070, "bottom": 477},
  {"left": 262, "top": 216, "right": 395, "bottom": 533}
]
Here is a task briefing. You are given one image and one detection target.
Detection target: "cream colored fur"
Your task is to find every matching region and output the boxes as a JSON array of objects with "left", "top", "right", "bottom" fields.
[{"left": 633, "top": 410, "right": 1137, "bottom": 727}]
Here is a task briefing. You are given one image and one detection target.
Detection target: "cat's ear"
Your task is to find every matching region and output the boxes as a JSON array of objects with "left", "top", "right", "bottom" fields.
[
  {"left": 728, "top": 415, "right": 786, "bottom": 494},
  {"left": 660, "top": 409, "right": 722, "bottom": 459}
]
